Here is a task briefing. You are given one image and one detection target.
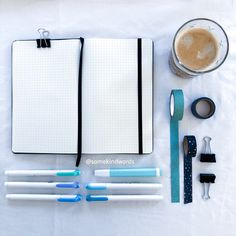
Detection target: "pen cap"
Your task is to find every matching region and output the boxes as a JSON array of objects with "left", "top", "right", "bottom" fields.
[
  {"left": 57, "top": 170, "right": 80, "bottom": 176},
  {"left": 57, "top": 194, "right": 82, "bottom": 202},
  {"left": 86, "top": 195, "right": 108, "bottom": 202}
]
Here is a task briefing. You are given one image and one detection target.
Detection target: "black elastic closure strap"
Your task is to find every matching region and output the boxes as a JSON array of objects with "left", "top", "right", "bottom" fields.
[
  {"left": 191, "top": 97, "right": 216, "bottom": 119},
  {"left": 137, "top": 38, "right": 143, "bottom": 154},
  {"left": 183, "top": 135, "right": 197, "bottom": 204},
  {"left": 76, "top": 38, "right": 84, "bottom": 167},
  {"left": 36, "top": 39, "right": 51, "bottom": 48}
]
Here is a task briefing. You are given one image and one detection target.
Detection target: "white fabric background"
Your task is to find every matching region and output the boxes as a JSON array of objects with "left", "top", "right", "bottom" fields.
[{"left": 0, "top": 0, "right": 236, "bottom": 236}]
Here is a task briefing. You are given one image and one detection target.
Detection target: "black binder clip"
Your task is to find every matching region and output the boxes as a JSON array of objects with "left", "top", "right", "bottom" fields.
[
  {"left": 200, "top": 136, "right": 216, "bottom": 162},
  {"left": 36, "top": 28, "right": 51, "bottom": 48},
  {"left": 200, "top": 173, "right": 216, "bottom": 200}
]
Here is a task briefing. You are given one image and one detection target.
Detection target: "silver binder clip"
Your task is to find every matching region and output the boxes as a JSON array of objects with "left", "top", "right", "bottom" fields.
[{"left": 37, "top": 28, "right": 51, "bottom": 48}]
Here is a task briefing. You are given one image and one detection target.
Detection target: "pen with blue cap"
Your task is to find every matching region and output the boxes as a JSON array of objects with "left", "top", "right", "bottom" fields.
[
  {"left": 86, "top": 194, "right": 163, "bottom": 202},
  {"left": 6, "top": 194, "right": 82, "bottom": 202},
  {"left": 4, "top": 170, "right": 80, "bottom": 177},
  {"left": 5, "top": 182, "right": 80, "bottom": 189},
  {"left": 94, "top": 168, "right": 161, "bottom": 177},
  {"left": 86, "top": 183, "right": 162, "bottom": 191}
]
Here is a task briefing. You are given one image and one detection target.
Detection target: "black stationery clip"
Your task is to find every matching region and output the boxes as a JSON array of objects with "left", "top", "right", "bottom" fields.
[
  {"left": 200, "top": 173, "right": 216, "bottom": 200},
  {"left": 200, "top": 136, "right": 216, "bottom": 162},
  {"left": 36, "top": 28, "right": 51, "bottom": 48}
]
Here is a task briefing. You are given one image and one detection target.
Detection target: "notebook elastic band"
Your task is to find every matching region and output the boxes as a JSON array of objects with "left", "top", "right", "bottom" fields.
[
  {"left": 138, "top": 38, "right": 143, "bottom": 154},
  {"left": 76, "top": 38, "right": 84, "bottom": 167}
]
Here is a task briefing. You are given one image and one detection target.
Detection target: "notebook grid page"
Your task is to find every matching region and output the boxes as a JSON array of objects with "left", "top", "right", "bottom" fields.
[
  {"left": 82, "top": 39, "right": 152, "bottom": 153},
  {"left": 12, "top": 39, "right": 81, "bottom": 153}
]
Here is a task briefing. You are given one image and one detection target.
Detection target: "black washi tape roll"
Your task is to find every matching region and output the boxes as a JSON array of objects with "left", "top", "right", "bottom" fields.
[{"left": 191, "top": 97, "right": 216, "bottom": 119}]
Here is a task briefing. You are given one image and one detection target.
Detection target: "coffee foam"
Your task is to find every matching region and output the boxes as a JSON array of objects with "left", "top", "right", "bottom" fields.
[{"left": 175, "top": 28, "right": 219, "bottom": 71}]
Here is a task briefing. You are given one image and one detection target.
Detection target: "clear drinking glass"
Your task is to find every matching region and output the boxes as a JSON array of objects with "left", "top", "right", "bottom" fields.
[{"left": 169, "top": 18, "right": 229, "bottom": 78}]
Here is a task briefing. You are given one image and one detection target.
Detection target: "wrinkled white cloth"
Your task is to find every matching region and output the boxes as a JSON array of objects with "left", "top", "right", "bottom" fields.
[{"left": 0, "top": 1, "right": 236, "bottom": 236}]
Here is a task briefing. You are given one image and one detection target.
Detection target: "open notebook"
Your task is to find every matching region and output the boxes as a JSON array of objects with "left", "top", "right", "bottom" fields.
[{"left": 12, "top": 38, "right": 153, "bottom": 160}]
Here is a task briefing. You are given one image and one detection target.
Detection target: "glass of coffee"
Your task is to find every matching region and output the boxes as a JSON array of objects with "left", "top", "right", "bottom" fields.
[{"left": 169, "top": 18, "right": 229, "bottom": 78}]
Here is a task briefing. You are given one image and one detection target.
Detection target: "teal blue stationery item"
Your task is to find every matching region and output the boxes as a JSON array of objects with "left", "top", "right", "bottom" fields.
[
  {"left": 5, "top": 169, "right": 80, "bottom": 177},
  {"left": 6, "top": 194, "right": 82, "bottom": 202},
  {"left": 86, "top": 183, "right": 162, "bottom": 191},
  {"left": 94, "top": 168, "right": 161, "bottom": 177},
  {"left": 56, "top": 170, "right": 80, "bottom": 176},
  {"left": 5, "top": 181, "right": 80, "bottom": 189},
  {"left": 170, "top": 89, "right": 184, "bottom": 203},
  {"left": 86, "top": 195, "right": 163, "bottom": 202}
]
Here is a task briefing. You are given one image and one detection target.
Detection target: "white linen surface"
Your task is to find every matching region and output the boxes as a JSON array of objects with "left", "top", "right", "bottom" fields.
[{"left": 0, "top": 0, "right": 236, "bottom": 236}]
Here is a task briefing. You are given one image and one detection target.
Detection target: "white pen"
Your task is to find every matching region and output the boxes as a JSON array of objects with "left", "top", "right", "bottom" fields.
[
  {"left": 6, "top": 194, "right": 82, "bottom": 202},
  {"left": 86, "top": 194, "right": 163, "bottom": 202},
  {"left": 5, "top": 182, "right": 80, "bottom": 189},
  {"left": 86, "top": 183, "right": 162, "bottom": 191},
  {"left": 4, "top": 170, "right": 80, "bottom": 177}
]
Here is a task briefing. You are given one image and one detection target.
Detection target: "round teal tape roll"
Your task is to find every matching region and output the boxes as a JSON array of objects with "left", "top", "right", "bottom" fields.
[{"left": 170, "top": 89, "right": 184, "bottom": 203}]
